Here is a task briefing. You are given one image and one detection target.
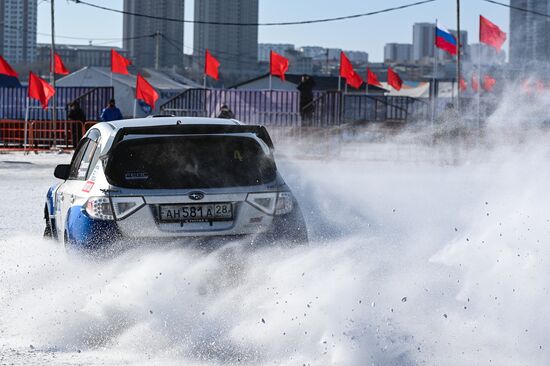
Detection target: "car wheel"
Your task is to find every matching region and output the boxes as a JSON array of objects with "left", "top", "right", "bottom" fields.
[
  {"left": 257, "top": 203, "right": 309, "bottom": 247},
  {"left": 63, "top": 231, "right": 74, "bottom": 250},
  {"left": 43, "top": 204, "right": 52, "bottom": 238}
]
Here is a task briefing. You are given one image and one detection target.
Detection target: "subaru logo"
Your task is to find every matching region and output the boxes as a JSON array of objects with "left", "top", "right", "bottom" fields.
[{"left": 188, "top": 192, "right": 204, "bottom": 201}]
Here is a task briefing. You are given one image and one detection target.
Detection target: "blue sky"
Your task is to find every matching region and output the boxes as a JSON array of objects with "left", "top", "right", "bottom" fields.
[{"left": 37, "top": 0, "right": 510, "bottom": 62}]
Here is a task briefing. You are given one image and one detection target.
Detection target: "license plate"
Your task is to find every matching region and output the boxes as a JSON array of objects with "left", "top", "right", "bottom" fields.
[{"left": 159, "top": 203, "right": 233, "bottom": 222}]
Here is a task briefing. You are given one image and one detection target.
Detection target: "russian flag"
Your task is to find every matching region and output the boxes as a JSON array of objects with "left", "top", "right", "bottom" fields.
[{"left": 435, "top": 21, "right": 457, "bottom": 55}]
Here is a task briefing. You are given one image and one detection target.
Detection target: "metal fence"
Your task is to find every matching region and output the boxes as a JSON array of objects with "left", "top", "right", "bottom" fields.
[
  {"left": 0, "top": 120, "right": 98, "bottom": 150},
  {"left": 160, "top": 88, "right": 430, "bottom": 127},
  {"left": 161, "top": 89, "right": 303, "bottom": 126},
  {"left": 0, "top": 86, "right": 113, "bottom": 121}
]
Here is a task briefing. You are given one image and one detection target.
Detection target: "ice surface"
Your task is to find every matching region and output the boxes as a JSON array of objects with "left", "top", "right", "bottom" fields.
[{"left": 1, "top": 105, "right": 550, "bottom": 365}]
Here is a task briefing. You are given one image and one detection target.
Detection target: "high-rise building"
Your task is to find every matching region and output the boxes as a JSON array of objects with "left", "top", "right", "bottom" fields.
[
  {"left": 509, "top": 0, "right": 528, "bottom": 64},
  {"left": 384, "top": 43, "right": 413, "bottom": 63},
  {"left": 510, "top": 0, "right": 550, "bottom": 66},
  {"left": 123, "top": 1, "right": 184, "bottom": 69},
  {"left": 194, "top": 0, "right": 259, "bottom": 75},
  {"left": 413, "top": 23, "right": 435, "bottom": 62},
  {"left": 0, "top": 0, "right": 37, "bottom": 64}
]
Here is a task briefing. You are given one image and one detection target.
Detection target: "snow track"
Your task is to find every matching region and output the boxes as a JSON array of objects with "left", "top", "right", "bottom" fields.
[{"left": 1, "top": 130, "right": 550, "bottom": 365}]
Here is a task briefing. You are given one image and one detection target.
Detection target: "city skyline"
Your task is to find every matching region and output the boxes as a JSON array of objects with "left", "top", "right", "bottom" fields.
[
  {"left": 36, "top": 0, "right": 510, "bottom": 63},
  {"left": 122, "top": 0, "right": 185, "bottom": 68}
]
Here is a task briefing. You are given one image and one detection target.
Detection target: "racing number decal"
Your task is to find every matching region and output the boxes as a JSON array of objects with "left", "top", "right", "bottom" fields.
[{"left": 82, "top": 165, "right": 99, "bottom": 193}]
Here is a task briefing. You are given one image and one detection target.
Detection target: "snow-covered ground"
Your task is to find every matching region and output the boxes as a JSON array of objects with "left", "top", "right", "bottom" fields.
[{"left": 1, "top": 126, "right": 549, "bottom": 366}]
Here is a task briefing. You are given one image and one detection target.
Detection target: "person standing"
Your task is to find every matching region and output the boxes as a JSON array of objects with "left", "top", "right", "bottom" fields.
[
  {"left": 67, "top": 101, "right": 86, "bottom": 147},
  {"left": 297, "top": 75, "right": 316, "bottom": 126},
  {"left": 100, "top": 99, "right": 123, "bottom": 122},
  {"left": 217, "top": 104, "right": 235, "bottom": 119}
]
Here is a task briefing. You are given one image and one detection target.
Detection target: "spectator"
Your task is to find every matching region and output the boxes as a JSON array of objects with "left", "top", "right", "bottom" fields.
[
  {"left": 217, "top": 104, "right": 235, "bottom": 119},
  {"left": 67, "top": 101, "right": 86, "bottom": 147},
  {"left": 297, "top": 75, "right": 316, "bottom": 126},
  {"left": 100, "top": 99, "right": 123, "bottom": 122}
]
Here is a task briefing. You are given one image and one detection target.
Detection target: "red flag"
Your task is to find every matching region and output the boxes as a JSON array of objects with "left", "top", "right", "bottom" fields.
[
  {"left": 270, "top": 50, "right": 289, "bottom": 81},
  {"left": 111, "top": 49, "right": 131, "bottom": 75},
  {"left": 366, "top": 68, "right": 382, "bottom": 87},
  {"left": 347, "top": 71, "right": 363, "bottom": 89},
  {"left": 339, "top": 52, "right": 363, "bottom": 89},
  {"left": 136, "top": 73, "right": 159, "bottom": 109},
  {"left": 472, "top": 74, "right": 479, "bottom": 92},
  {"left": 28, "top": 72, "right": 55, "bottom": 109},
  {"left": 536, "top": 80, "right": 545, "bottom": 93},
  {"left": 482, "top": 75, "right": 496, "bottom": 92},
  {"left": 480, "top": 15, "right": 507, "bottom": 52},
  {"left": 204, "top": 49, "right": 220, "bottom": 80},
  {"left": 459, "top": 78, "right": 467, "bottom": 92},
  {"left": 0, "top": 56, "right": 18, "bottom": 78},
  {"left": 387, "top": 67, "right": 403, "bottom": 91},
  {"left": 53, "top": 53, "right": 69, "bottom": 75}
]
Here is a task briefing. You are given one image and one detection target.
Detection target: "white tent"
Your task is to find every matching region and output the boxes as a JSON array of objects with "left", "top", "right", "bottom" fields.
[{"left": 57, "top": 67, "right": 200, "bottom": 119}]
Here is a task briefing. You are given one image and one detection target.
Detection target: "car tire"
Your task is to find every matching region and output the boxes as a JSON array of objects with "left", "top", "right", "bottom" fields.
[
  {"left": 63, "top": 231, "right": 74, "bottom": 250},
  {"left": 43, "top": 204, "right": 52, "bottom": 239},
  {"left": 257, "top": 202, "right": 309, "bottom": 247}
]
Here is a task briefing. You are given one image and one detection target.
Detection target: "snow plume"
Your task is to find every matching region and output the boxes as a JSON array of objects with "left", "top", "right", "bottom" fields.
[{"left": 2, "top": 89, "right": 550, "bottom": 365}]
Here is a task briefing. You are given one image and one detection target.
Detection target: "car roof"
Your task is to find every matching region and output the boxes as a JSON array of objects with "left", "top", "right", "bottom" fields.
[
  {"left": 87, "top": 117, "right": 272, "bottom": 155},
  {"left": 106, "top": 117, "right": 242, "bottom": 130}
]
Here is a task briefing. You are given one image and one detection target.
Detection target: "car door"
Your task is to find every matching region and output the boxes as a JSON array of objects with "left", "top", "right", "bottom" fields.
[{"left": 58, "top": 137, "right": 99, "bottom": 238}]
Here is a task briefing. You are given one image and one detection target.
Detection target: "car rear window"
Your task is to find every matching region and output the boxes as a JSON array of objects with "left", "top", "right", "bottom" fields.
[{"left": 105, "top": 135, "right": 276, "bottom": 189}]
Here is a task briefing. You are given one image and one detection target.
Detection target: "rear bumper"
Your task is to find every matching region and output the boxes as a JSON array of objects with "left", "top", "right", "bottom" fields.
[
  {"left": 115, "top": 201, "right": 276, "bottom": 238},
  {"left": 65, "top": 200, "right": 308, "bottom": 249}
]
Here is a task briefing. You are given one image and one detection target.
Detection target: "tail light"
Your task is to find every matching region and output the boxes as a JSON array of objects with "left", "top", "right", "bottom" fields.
[
  {"left": 275, "top": 192, "right": 294, "bottom": 215},
  {"left": 246, "top": 192, "right": 294, "bottom": 216},
  {"left": 85, "top": 196, "right": 145, "bottom": 220},
  {"left": 246, "top": 193, "right": 277, "bottom": 214},
  {"left": 111, "top": 196, "right": 145, "bottom": 219},
  {"left": 85, "top": 197, "right": 114, "bottom": 220}
]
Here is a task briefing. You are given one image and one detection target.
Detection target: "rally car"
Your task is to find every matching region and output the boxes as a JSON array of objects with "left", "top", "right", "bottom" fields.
[{"left": 43, "top": 117, "right": 308, "bottom": 250}]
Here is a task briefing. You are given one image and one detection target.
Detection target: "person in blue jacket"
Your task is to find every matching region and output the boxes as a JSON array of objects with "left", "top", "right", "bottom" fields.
[{"left": 100, "top": 99, "right": 123, "bottom": 121}]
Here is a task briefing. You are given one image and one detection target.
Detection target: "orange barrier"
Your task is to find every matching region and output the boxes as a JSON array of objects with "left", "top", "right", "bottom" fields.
[
  {"left": 84, "top": 121, "right": 98, "bottom": 132},
  {"left": 0, "top": 120, "right": 27, "bottom": 149},
  {"left": 0, "top": 120, "right": 98, "bottom": 151}
]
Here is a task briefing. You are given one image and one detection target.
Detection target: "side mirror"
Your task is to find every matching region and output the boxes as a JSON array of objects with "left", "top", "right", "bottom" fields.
[{"left": 54, "top": 164, "right": 71, "bottom": 180}]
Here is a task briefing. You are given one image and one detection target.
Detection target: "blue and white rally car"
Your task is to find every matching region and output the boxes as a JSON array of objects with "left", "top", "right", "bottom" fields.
[{"left": 43, "top": 117, "right": 308, "bottom": 250}]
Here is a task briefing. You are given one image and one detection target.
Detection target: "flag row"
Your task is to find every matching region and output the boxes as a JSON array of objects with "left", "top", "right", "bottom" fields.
[{"left": 0, "top": 49, "right": 158, "bottom": 110}]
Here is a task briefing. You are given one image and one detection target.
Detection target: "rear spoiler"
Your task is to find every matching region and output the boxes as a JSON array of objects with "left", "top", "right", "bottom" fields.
[{"left": 110, "top": 124, "right": 274, "bottom": 150}]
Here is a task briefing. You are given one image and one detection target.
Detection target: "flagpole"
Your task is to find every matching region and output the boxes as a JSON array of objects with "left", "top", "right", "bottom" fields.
[
  {"left": 24, "top": 97, "right": 29, "bottom": 152},
  {"left": 269, "top": 50, "right": 272, "bottom": 91},
  {"left": 133, "top": 99, "right": 137, "bottom": 118},
  {"left": 50, "top": 0, "right": 57, "bottom": 149},
  {"left": 366, "top": 66, "right": 369, "bottom": 95},
  {"left": 431, "top": 19, "right": 438, "bottom": 129},
  {"left": 203, "top": 74, "right": 206, "bottom": 89}
]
